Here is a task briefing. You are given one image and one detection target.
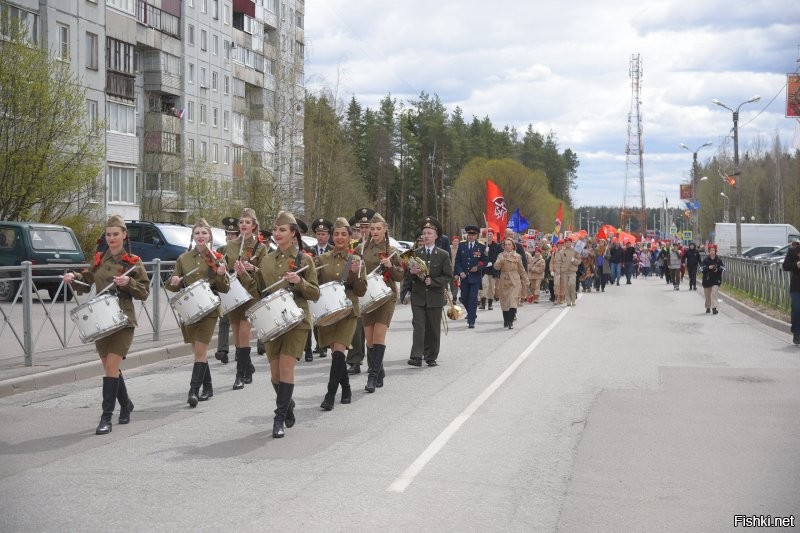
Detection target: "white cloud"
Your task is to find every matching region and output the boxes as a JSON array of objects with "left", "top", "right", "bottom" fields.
[{"left": 305, "top": 0, "right": 800, "bottom": 207}]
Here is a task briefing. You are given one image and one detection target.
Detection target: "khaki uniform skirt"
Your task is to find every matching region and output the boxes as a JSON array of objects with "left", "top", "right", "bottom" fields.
[
  {"left": 179, "top": 312, "right": 219, "bottom": 345},
  {"left": 265, "top": 326, "right": 307, "bottom": 362},
  {"left": 227, "top": 296, "right": 257, "bottom": 324},
  {"left": 317, "top": 314, "right": 358, "bottom": 348},
  {"left": 362, "top": 290, "right": 397, "bottom": 326},
  {"left": 95, "top": 326, "right": 135, "bottom": 358}
]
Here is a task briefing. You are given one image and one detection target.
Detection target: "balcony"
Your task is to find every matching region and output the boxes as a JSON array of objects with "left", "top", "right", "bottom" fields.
[
  {"left": 106, "top": 71, "right": 135, "bottom": 100},
  {"left": 136, "top": 0, "right": 181, "bottom": 39}
]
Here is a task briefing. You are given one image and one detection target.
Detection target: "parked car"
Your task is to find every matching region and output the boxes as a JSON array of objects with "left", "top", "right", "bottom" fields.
[
  {"left": 0, "top": 221, "right": 86, "bottom": 302},
  {"left": 97, "top": 221, "right": 227, "bottom": 262},
  {"left": 751, "top": 244, "right": 791, "bottom": 263},
  {"left": 741, "top": 245, "right": 783, "bottom": 258}
]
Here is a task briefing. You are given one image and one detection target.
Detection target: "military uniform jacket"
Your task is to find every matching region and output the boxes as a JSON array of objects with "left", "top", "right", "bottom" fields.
[
  {"left": 74, "top": 250, "right": 150, "bottom": 326},
  {"left": 402, "top": 246, "right": 453, "bottom": 308},
  {"left": 454, "top": 241, "right": 487, "bottom": 284},
  {"left": 165, "top": 246, "right": 230, "bottom": 296},
  {"left": 223, "top": 234, "right": 267, "bottom": 299},
  {"left": 360, "top": 238, "right": 404, "bottom": 296},
  {"left": 314, "top": 248, "right": 368, "bottom": 317},
  {"left": 528, "top": 255, "right": 546, "bottom": 278},
  {"left": 555, "top": 248, "right": 579, "bottom": 274},
  {"left": 255, "top": 245, "right": 320, "bottom": 330}
]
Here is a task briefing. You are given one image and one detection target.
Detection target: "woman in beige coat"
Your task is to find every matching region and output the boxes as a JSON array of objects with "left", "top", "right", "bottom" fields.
[{"left": 494, "top": 237, "right": 527, "bottom": 328}]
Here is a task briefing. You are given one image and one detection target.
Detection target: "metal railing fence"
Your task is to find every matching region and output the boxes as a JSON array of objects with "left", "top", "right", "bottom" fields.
[{"left": 719, "top": 255, "right": 791, "bottom": 310}]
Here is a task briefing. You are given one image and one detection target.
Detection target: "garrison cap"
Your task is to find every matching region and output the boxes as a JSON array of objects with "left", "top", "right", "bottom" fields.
[
  {"left": 464, "top": 225, "right": 480, "bottom": 235},
  {"left": 106, "top": 215, "right": 127, "bottom": 230},
  {"left": 354, "top": 207, "right": 376, "bottom": 225},
  {"left": 221, "top": 217, "right": 238, "bottom": 232},
  {"left": 312, "top": 218, "right": 333, "bottom": 233},
  {"left": 421, "top": 216, "right": 443, "bottom": 236},
  {"left": 275, "top": 211, "right": 297, "bottom": 227}
]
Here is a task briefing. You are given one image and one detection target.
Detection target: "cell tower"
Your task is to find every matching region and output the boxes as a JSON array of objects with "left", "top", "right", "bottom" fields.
[{"left": 620, "top": 53, "right": 647, "bottom": 233}]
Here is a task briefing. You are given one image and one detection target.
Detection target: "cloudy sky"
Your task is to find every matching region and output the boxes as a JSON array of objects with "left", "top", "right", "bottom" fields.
[{"left": 304, "top": 0, "right": 800, "bottom": 209}]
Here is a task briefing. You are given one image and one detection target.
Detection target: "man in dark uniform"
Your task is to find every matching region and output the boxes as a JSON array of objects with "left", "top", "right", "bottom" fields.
[
  {"left": 403, "top": 216, "right": 453, "bottom": 367},
  {"left": 346, "top": 208, "right": 375, "bottom": 374},
  {"left": 454, "top": 225, "right": 488, "bottom": 329},
  {"left": 309, "top": 218, "right": 333, "bottom": 358},
  {"left": 214, "top": 216, "right": 239, "bottom": 364}
]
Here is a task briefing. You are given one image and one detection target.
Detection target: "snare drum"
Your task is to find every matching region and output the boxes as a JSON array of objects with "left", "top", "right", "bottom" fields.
[
  {"left": 359, "top": 272, "right": 393, "bottom": 314},
  {"left": 70, "top": 293, "right": 130, "bottom": 343},
  {"left": 170, "top": 280, "right": 220, "bottom": 325},
  {"left": 245, "top": 289, "right": 305, "bottom": 342},
  {"left": 219, "top": 276, "right": 253, "bottom": 314},
  {"left": 309, "top": 281, "right": 352, "bottom": 327}
]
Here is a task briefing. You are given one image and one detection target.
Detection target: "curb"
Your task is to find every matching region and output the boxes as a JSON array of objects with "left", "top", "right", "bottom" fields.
[
  {"left": 718, "top": 290, "right": 791, "bottom": 334},
  {"left": 0, "top": 341, "right": 195, "bottom": 399}
]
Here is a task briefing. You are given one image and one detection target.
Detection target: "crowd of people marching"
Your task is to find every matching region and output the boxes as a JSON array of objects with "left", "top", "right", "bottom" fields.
[{"left": 64, "top": 208, "right": 737, "bottom": 440}]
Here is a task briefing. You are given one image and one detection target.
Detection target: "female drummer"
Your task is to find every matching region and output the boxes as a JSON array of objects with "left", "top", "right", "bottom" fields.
[
  {"left": 63, "top": 215, "right": 150, "bottom": 435},
  {"left": 224, "top": 208, "right": 267, "bottom": 390},
  {"left": 314, "top": 218, "right": 367, "bottom": 410},
  {"left": 254, "top": 211, "right": 320, "bottom": 438},
  {"left": 494, "top": 237, "right": 528, "bottom": 329},
  {"left": 359, "top": 212, "right": 404, "bottom": 393},
  {"left": 165, "top": 219, "right": 230, "bottom": 407}
]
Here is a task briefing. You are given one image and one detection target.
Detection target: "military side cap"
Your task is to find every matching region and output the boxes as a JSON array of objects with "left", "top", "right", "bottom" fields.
[
  {"left": 370, "top": 212, "right": 386, "bottom": 224},
  {"left": 464, "top": 224, "right": 480, "bottom": 234},
  {"left": 106, "top": 214, "right": 127, "bottom": 230},
  {"left": 354, "top": 207, "right": 376, "bottom": 224},
  {"left": 221, "top": 216, "right": 238, "bottom": 232},
  {"left": 421, "top": 216, "right": 442, "bottom": 236},
  {"left": 333, "top": 217, "right": 350, "bottom": 229},
  {"left": 276, "top": 210, "right": 297, "bottom": 227},
  {"left": 296, "top": 218, "right": 308, "bottom": 234},
  {"left": 312, "top": 218, "right": 333, "bottom": 233}
]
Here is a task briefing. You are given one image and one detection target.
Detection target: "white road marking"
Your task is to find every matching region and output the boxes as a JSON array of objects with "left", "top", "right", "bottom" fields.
[{"left": 387, "top": 304, "right": 572, "bottom": 492}]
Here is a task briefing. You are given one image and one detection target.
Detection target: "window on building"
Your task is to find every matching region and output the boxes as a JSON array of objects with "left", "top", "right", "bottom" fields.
[
  {"left": 0, "top": 5, "right": 39, "bottom": 43},
  {"left": 200, "top": 29, "right": 207, "bottom": 51},
  {"left": 106, "top": 101, "right": 135, "bottom": 134},
  {"left": 187, "top": 101, "right": 194, "bottom": 122},
  {"left": 201, "top": 0, "right": 207, "bottom": 14},
  {"left": 145, "top": 173, "right": 179, "bottom": 193},
  {"left": 223, "top": 75, "right": 230, "bottom": 95},
  {"left": 212, "top": 0, "right": 219, "bottom": 19},
  {"left": 187, "top": 138, "right": 194, "bottom": 160},
  {"left": 106, "top": 37, "right": 134, "bottom": 73},
  {"left": 223, "top": 4, "right": 229, "bottom": 24},
  {"left": 85, "top": 32, "right": 98, "bottom": 69},
  {"left": 233, "top": 78, "right": 245, "bottom": 98},
  {"left": 188, "top": 25, "right": 194, "bottom": 45},
  {"left": 144, "top": 132, "right": 180, "bottom": 154},
  {"left": 86, "top": 99, "right": 98, "bottom": 128},
  {"left": 212, "top": 107, "right": 218, "bottom": 127},
  {"left": 57, "top": 23, "right": 69, "bottom": 61},
  {"left": 188, "top": 63, "right": 194, "bottom": 84},
  {"left": 212, "top": 34, "right": 218, "bottom": 55},
  {"left": 106, "top": 0, "right": 135, "bottom": 15},
  {"left": 212, "top": 143, "right": 218, "bottom": 163},
  {"left": 223, "top": 110, "right": 229, "bottom": 130},
  {"left": 107, "top": 166, "right": 136, "bottom": 204},
  {"left": 212, "top": 71, "right": 218, "bottom": 91},
  {"left": 200, "top": 104, "right": 206, "bottom": 124},
  {"left": 200, "top": 66, "right": 207, "bottom": 87},
  {"left": 265, "top": 0, "right": 277, "bottom": 13},
  {"left": 296, "top": 12, "right": 303, "bottom": 29},
  {"left": 199, "top": 141, "right": 207, "bottom": 161},
  {"left": 223, "top": 145, "right": 229, "bottom": 164}
]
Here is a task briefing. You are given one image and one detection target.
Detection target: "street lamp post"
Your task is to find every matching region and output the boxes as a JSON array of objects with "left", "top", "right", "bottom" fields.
[
  {"left": 711, "top": 95, "right": 761, "bottom": 255},
  {"left": 720, "top": 192, "right": 729, "bottom": 223},
  {"left": 679, "top": 141, "right": 712, "bottom": 243}
]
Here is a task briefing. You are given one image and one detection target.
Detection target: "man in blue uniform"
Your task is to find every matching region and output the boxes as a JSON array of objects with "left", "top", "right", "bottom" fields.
[{"left": 454, "top": 225, "right": 488, "bottom": 329}]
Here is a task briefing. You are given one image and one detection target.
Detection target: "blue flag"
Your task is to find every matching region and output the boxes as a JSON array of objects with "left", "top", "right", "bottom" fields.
[{"left": 509, "top": 208, "right": 529, "bottom": 233}]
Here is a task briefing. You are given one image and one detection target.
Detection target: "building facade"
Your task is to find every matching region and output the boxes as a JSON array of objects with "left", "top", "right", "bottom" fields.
[{"left": 2, "top": 0, "right": 306, "bottom": 221}]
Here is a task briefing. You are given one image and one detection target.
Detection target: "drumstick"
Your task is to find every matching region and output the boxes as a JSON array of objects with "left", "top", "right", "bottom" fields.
[
  {"left": 369, "top": 251, "right": 397, "bottom": 275},
  {"left": 261, "top": 264, "right": 309, "bottom": 294},
  {"left": 60, "top": 275, "right": 90, "bottom": 287},
  {"left": 96, "top": 264, "right": 139, "bottom": 297}
]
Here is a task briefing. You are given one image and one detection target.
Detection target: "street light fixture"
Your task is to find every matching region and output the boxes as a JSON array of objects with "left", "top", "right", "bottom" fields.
[
  {"left": 679, "top": 142, "right": 712, "bottom": 243},
  {"left": 720, "top": 192, "right": 729, "bottom": 223},
  {"left": 711, "top": 95, "right": 761, "bottom": 255}
]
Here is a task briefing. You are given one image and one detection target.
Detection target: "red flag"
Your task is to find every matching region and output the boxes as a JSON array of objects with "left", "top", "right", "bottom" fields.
[{"left": 485, "top": 179, "right": 508, "bottom": 235}]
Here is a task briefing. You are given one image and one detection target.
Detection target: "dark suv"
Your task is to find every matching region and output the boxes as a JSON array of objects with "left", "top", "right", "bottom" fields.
[
  {"left": 97, "top": 221, "right": 226, "bottom": 262},
  {"left": 0, "top": 221, "right": 86, "bottom": 301}
]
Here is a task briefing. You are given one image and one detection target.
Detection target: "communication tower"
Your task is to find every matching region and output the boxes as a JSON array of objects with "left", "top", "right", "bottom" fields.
[{"left": 620, "top": 53, "right": 647, "bottom": 233}]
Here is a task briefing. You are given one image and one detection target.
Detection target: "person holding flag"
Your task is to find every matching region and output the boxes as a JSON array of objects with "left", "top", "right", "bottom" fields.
[{"left": 552, "top": 203, "right": 563, "bottom": 245}]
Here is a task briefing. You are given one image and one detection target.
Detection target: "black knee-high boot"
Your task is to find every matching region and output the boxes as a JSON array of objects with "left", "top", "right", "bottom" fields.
[
  {"left": 233, "top": 347, "right": 246, "bottom": 390},
  {"left": 117, "top": 371, "right": 133, "bottom": 424},
  {"left": 96, "top": 376, "right": 118, "bottom": 435},
  {"left": 188, "top": 361, "right": 205, "bottom": 407},
  {"left": 320, "top": 357, "right": 339, "bottom": 411},
  {"left": 372, "top": 344, "right": 386, "bottom": 390},
  {"left": 508, "top": 308, "right": 515, "bottom": 329},
  {"left": 199, "top": 362, "right": 213, "bottom": 400},
  {"left": 273, "top": 382, "right": 294, "bottom": 438},
  {"left": 336, "top": 351, "right": 351, "bottom": 404},
  {"left": 365, "top": 346, "right": 378, "bottom": 393},
  {"left": 273, "top": 382, "right": 296, "bottom": 428},
  {"left": 242, "top": 346, "right": 254, "bottom": 384}
]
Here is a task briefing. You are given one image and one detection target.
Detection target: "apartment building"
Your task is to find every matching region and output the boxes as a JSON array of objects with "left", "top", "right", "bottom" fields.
[{"left": 2, "top": 0, "right": 306, "bottom": 221}]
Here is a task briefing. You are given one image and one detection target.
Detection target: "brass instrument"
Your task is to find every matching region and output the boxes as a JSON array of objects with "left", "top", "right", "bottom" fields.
[{"left": 399, "top": 248, "right": 429, "bottom": 279}]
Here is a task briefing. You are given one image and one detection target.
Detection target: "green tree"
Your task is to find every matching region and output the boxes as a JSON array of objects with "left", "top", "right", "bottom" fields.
[{"left": 0, "top": 21, "right": 104, "bottom": 222}]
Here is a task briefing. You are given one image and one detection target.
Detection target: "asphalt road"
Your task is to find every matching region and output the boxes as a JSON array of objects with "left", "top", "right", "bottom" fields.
[{"left": 1, "top": 277, "right": 798, "bottom": 532}]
